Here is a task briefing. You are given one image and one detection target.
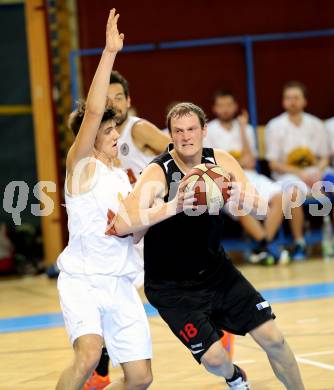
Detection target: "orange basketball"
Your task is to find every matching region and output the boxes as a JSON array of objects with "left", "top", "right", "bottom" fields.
[{"left": 183, "top": 163, "right": 231, "bottom": 212}]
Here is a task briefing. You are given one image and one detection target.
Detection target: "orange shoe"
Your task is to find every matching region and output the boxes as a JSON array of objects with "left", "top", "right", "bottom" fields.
[
  {"left": 221, "top": 331, "right": 235, "bottom": 358},
  {"left": 84, "top": 371, "right": 111, "bottom": 390}
]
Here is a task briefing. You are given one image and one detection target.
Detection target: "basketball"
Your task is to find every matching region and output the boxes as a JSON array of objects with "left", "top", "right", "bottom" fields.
[{"left": 183, "top": 163, "right": 231, "bottom": 212}]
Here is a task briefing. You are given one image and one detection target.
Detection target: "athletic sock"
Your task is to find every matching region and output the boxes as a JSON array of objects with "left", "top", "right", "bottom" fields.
[
  {"left": 95, "top": 347, "right": 110, "bottom": 377},
  {"left": 257, "top": 238, "right": 268, "bottom": 252},
  {"left": 226, "top": 364, "right": 243, "bottom": 382},
  {"left": 295, "top": 238, "right": 306, "bottom": 247}
]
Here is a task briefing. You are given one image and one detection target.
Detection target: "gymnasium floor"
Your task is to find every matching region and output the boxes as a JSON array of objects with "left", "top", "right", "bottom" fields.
[{"left": 1, "top": 259, "right": 334, "bottom": 389}]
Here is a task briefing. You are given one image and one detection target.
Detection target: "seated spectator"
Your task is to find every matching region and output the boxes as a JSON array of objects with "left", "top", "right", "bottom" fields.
[
  {"left": 265, "top": 81, "right": 330, "bottom": 260},
  {"left": 204, "top": 90, "right": 288, "bottom": 265}
]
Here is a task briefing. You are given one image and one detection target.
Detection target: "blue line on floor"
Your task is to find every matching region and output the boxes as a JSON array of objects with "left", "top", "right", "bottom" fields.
[
  {"left": 1, "top": 282, "right": 334, "bottom": 333},
  {"left": 261, "top": 282, "right": 334, "bottom": 303}
]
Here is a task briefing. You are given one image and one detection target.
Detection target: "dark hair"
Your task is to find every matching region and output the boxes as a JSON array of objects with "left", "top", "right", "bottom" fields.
[
  {"left": 283, "top": 81, "right": 307, "bottom": 98},
  {"left": 213, "top": 89, "right": 236, "bottom": 101},
  {"left": 166, "top": 102, "right": 207, "bottom": 133},
  {"left": 109, "top": 70, "right": 129, "bottom": 98},
  {"left": 68, "top": 99, "right": 116, "bottom": 136}
]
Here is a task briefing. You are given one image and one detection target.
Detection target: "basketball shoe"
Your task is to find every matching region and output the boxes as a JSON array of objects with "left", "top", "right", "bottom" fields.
[
  {"left": 226, "top": 366, "right": 250, "bottom": 389},
  {"left": 84, "top": 371, "right": 110, "bottom": 390}
]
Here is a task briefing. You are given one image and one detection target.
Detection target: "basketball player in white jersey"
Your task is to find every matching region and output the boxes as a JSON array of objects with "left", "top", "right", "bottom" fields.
[
  {"left": 107, "top": 71, "right": 170, "bottom": 184},
  {"left": 84, "top": 72, "right": 171, "bottom": 389},
  {"left": 55, "top": 11, "right": 154, "bottom": 390}
]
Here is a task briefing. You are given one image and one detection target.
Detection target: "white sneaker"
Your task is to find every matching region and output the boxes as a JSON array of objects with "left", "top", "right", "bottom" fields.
[
  {"left": 249, "top": 250, "right": 275, "bottom": 266},
  {"left": 226, "top": 367, "right": 251, "bottom": 389},
  {"left": 226, "top": 376, "right": 251, "bottom": 389}
]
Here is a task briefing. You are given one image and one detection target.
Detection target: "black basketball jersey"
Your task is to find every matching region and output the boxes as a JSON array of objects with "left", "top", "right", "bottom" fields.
[{"left": 144, "top": 147, "right": 228, "bottom": 286}]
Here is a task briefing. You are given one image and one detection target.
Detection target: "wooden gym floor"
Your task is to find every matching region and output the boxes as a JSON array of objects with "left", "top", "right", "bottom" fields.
[{"left": 0, "top": 259, "right": 333, "bottom": 389}]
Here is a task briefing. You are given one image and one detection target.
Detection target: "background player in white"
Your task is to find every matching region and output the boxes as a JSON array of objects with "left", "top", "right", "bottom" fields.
[
  {"left": 55, "top": 10, "right": 153, "bottom": 390},
  {"left": 205, "top": 90, "right": 287, "bottom": 264},
  {"left": 107, "top": 71, "right": 170, "bottom": 183},
  {"left": 266, "top": 81, "right": 330, "bottom": 260}
]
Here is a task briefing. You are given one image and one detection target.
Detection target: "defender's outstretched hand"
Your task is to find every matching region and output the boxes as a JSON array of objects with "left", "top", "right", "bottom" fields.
[{"left": 106, "top": 9, "right": 124, "bottom": 54}]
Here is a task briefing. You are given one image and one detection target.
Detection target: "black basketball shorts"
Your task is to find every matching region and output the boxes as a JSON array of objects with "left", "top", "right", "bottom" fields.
[{"left": 145, "top": 265, "right": 275, "bottom": 363}]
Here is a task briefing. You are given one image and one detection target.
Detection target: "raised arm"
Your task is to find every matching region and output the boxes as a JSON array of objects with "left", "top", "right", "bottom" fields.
[{"left": 67, "top": 9, "right": 124, "bottom": 171}]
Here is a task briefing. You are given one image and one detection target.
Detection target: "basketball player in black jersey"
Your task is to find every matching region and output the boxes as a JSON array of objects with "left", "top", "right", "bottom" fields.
[{"left": 107, "top": 103, "right": 305, "bottom": 389}]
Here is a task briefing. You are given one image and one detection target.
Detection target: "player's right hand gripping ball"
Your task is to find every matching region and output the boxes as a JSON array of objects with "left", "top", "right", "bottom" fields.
[{"left": 183, "top": 163, "right": 231, "bottom": 213}]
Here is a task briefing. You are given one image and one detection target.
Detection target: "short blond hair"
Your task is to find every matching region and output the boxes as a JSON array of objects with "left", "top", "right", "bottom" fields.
[{"left": 166, "top": 102, "right": 207, "bottom": 133}]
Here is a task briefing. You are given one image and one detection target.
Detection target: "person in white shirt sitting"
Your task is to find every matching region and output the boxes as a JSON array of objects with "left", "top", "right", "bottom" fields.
[
  {"left": 205, "top": 90, "right": 288, "bottom": 265},
  {"left": 265, "top": 81, "right": 330, "bottom": 260}
]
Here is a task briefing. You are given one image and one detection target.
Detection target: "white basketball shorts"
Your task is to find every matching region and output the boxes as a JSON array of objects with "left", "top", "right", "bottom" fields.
[
  {"left": 57, "top": 271, "right": 152, "bottom": 366},
  {"left": 245, "top": 170, "right": 282, "bottom": 202}
]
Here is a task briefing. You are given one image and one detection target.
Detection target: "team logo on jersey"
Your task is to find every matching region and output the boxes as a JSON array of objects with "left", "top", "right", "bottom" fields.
[{"left": 120, "top": 142, "right": 129, "bottom": 156}]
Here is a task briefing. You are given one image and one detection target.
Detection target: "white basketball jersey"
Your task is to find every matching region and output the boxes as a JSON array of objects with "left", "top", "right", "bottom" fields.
[
  {"left": 265, "top": 112, "right": 329, "bottom": 164},
  {"left": 204, "top": 119, "right": 257, "bottom": 157},
  {"left": 57, "top": 159, "right": 141, "bottom": 277},
  {"left": 117, "top": 116, "right": 155, "bottom": 180}
]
